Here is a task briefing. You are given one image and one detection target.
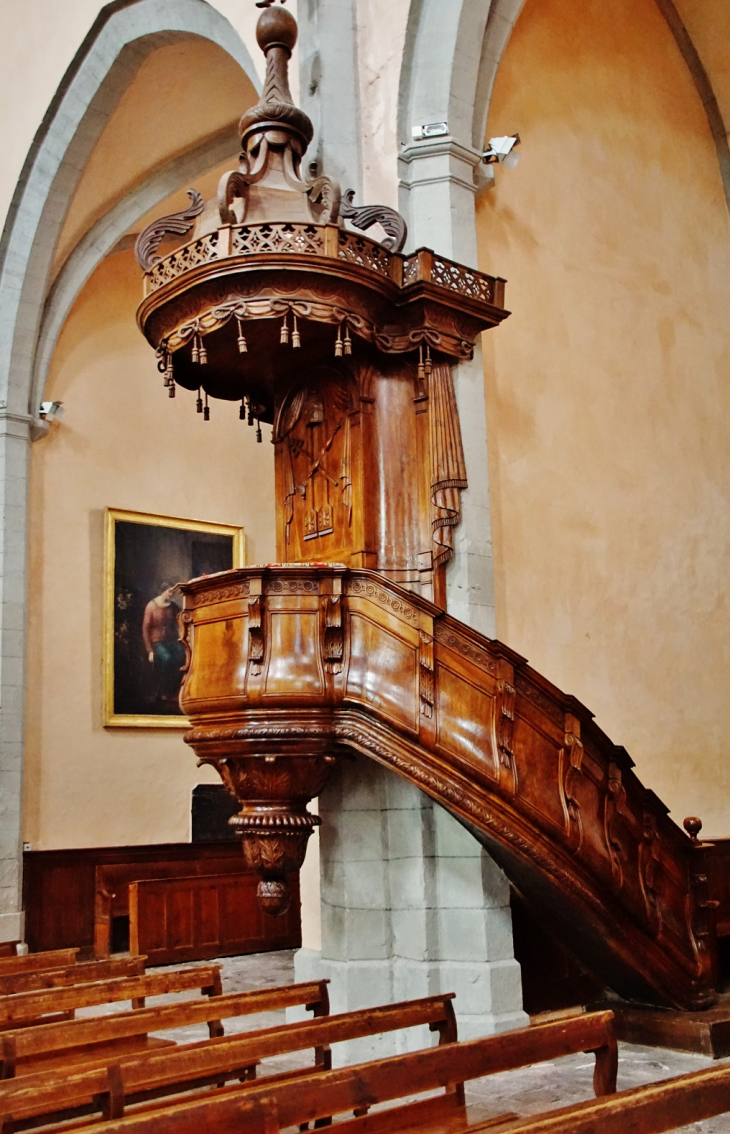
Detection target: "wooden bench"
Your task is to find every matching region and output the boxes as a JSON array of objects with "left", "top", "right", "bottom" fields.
[
  {"left": 0, "top": 950, "right": 79, "bottom": 976},
  {"left": 0, "top": 992, "right": 458, "bottom": 1130},
  {"left": 5, "top": 1009, "right": 617, "bottom": 1134},
  {"left": 0, "top": 964, "right": 221, "bottom": 1029},
  {"left": 466, "top": 1060, "right": 730, "bottom": 1133},
  {"left": 0, "top": 957, "right": 145, "bottom": 998},
  {"left": 0, "top": 978, "right": 330, "bottom": 1078}
]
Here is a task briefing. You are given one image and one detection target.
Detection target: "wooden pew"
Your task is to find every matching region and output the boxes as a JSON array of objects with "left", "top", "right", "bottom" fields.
[
  {"left": 0, "top": 949, "right": 78, "bottom": 976},
  {"left": 0, "top": 957, "right": 145, "bottom": 998},
  {"left": 0, "top": 992, "right": 458, "bottom": 1130},
  {"left": 2, "top": 1010, "right": 617, "bottom": 1134},
  {"left": 0, "top": 979, "right": 330, "bottom": 1078},
  {"left": 0, "top": 964, "right": 222, "bottom": 1029},
  {"left": 467, "top": 1061, "right": 730, "bottom": 1133}
]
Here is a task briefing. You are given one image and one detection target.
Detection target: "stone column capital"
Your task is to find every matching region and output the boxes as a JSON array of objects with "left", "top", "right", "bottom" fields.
[
  {"left": 0, "top": 410, "right": 33, "bottom": 442},
  {"left": 398, "top": 136, "right": 483, "bottom": 197}
]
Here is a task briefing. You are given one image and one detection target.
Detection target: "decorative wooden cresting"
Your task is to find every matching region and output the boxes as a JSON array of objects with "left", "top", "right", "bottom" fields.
[{"left": 136, "top": 2, "right": 718, "bottom": 1008}]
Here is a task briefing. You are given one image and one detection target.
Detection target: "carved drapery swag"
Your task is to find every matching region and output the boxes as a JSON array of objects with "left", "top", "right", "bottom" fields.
[{"left": 429, "top": 363, "right": 468, "bottom": 568}]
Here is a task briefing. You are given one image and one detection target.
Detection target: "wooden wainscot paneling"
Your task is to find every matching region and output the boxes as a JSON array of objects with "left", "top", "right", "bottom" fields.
[
  {"left": 129, "top": 873, "right": 300, "bottom": 965},
  {"left": 23, "top": 843, "right": 301, "bottom": 959}
]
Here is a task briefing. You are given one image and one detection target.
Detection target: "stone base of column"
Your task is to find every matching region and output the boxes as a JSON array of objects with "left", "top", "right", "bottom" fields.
[
  {"left": 287, "top": 757, "right": 528, "bottom": 1063},
  {"left": 0, "top": 911, "right": 25, "bottom": 944},
  {"left": 292, "top": 949, "right": 527, "bottom": 1062}
]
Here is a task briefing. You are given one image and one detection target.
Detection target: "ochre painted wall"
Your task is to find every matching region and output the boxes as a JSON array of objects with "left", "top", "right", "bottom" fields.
[
  {"left": 24, "top": 249, "right": 277, "bottom": 850},
  {"left": 477, "top": 0, "right": 730, "bottom": 834}
]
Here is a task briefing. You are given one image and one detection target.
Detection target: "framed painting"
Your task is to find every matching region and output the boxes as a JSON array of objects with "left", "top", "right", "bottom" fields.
[{"left": 104, "top": 508, "right": 245, "bottom": 727}]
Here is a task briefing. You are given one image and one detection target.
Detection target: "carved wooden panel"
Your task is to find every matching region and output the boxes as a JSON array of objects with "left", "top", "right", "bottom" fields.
[
  {"left": 347, "top": 614, "right": 419, "bottom": 732},
  {"left": 274, "top": 369, "right": 360, "bottom": 563}
]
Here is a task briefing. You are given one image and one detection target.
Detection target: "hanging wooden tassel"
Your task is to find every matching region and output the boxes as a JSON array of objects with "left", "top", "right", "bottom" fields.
[
  {"left": 280, "top": 313, "right": 289, "bottom": 345},
  {"left": 248, "top": 400, "right": 254, "bottom": 426},
  {"left": 344, "top": 326, "right": 352, "bottom": 356},
  {"left": 168, "top": 382, "right": 175, "bottom": 398},
  {"left": 239, "top": 398, "right": 246, "bottom": 420},
  {"left": 425, "top": 344, "right": 432, "bottom": 377},
  {"left": 417, "top": 344, "right": 425, "bottom": 382},
  {"left": 165, "top": 351, "right": 174, "bottom": 386},
  {"left": 191, "top": 335, "right": 200, "bottom": 364},
  {"left": 236, "top": 316, "right": 247, "bottom": 353},
  {"left": 198, "top": 337, "right": 207, "bottom": 365},
  {"left": 203, "top": 392, "right": 210, "bottom": 421},
  {"left": 196, "top": 388, "right": 203, "bottom": 414},
  {"left": 292, "top": 314, "right": 300, "bottom": 349},
  {"left": 334, "top": 324, "right": 343, "bottom": 358},
  {"left": 256, "top": 419, "right": 262, "bottom": 443}
]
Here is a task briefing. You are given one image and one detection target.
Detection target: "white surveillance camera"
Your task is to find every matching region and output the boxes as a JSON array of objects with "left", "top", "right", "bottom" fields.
[
  {"left": 482, "top": 134, "right": 521, "bottom": 166},
  {"left": 39, "top": 401, "right": 65, "bottom": 423}
]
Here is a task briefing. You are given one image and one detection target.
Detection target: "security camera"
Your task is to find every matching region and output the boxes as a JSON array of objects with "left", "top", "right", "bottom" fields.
[
  {"left": 39, "top": 401, "right": 65, "bottom": 423},
  {"left": 482, "top": 134, "right": 521, "bottom": 169}
]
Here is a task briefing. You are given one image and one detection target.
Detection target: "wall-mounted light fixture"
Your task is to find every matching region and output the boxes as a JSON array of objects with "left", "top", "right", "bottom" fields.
[
  {"left": 483, "top": 134, "right": 521, "bottom": 169},
  {"left": 411, "top": 121, "right": 449, "bottom": 141}
]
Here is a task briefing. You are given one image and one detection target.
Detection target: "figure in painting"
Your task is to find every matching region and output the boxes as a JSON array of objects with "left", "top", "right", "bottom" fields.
[{"left": 142, "top": 581, "right": 186, "bottom": 704}]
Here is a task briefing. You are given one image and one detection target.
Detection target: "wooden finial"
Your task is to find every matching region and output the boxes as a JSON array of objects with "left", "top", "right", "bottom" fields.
[{"left": 684, "top": 816, "right": 703, "bottom": 843}]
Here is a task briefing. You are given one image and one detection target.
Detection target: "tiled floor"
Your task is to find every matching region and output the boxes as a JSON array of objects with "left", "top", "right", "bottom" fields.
[{"left": 77, "top": 950, "right": 730, "bottom": 1130}]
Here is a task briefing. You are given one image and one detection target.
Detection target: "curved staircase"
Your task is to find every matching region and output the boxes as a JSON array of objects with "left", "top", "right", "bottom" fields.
[{"left": 179, "top": 564, "right": 717, "bottom": 1013}]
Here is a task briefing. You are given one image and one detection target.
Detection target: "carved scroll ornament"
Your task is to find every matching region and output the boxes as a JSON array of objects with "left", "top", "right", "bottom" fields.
[
  {"left": 134, "top": 190, "right": 204, "bottom": 272},
  {"left": 340, "top": 189, "right": 407, "bottom": 253}
]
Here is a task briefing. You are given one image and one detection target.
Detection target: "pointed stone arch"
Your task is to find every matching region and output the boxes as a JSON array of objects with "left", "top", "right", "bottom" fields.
[
  {"left": 0, "top": 0, "right": 259, "bottom": 418},
  {"left": 0, "top": 0, "right": 260, "bottom": 945}
]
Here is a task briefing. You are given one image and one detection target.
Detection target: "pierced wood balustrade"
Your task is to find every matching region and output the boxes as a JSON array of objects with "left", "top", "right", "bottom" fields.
[{"left": 179, "top": 564, "right": 716, "bottom": 1012}]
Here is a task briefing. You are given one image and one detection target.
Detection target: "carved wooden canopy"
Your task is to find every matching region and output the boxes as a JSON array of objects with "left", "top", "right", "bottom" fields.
[{"left": 134, "top": 2, "right": 508, "bottom": 424}]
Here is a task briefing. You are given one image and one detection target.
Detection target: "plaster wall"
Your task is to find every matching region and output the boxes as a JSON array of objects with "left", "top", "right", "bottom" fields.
[
  {"left": 477, "top": 0, "right": 730, "bottom": 834},
  {"left": 0, "top": 0, "right": 302, "bottom": 239},
  {"left": 23, "top": 248, "right": 277, "bottom": 850},
  {"left": 52, "top": 39, "right": 256, "bottom": 275}
]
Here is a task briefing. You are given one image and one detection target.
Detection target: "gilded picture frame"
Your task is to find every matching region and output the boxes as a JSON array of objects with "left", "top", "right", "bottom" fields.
[{"left": 104, "top": 508, "right": 245, "bottom": 728}]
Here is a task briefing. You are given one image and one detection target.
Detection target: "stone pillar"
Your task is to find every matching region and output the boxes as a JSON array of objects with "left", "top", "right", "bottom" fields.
[
  {"left": 399, "top": 137, "right": 496, "bottom": 636},
  {"left": 297, "top": 0, "right": 362, "bottom": 194},
  {"left": 292, "top": 757, "right": 527, "bottom": 1060},
  {"left": 0, "top": 410, "right": 30, "bottom": 945}
]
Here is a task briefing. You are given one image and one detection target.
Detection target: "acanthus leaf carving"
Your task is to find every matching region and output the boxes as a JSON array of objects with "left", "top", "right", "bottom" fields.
[
  {"left": 496, "top": 679, "right": 516, "bottom": 780},
  {"left": 340, "top": 189, "right": 407, "bottom": 252},
  {"left": 559, "top": 717, "right": 584, "bottom": 853},
  {"left": 323, "top": 595, "right": 344, "bottom": 674},
  {"left": 247, "top": 596, "right": 265, "bottom": 676},
  {"left": 639, "top": 810, "right": 664, "bottom": 939},
  {"left": 418, "top": 631, "right": 435, "bottom": 719},
  {"left": 604, "top": 761, "right": 628, "bottom": 889},
  {"left": 135, "top": 190, "right": 205, "bottom": 272}
]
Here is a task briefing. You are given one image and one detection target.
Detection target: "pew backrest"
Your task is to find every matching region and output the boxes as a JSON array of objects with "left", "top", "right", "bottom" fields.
[
  {"left": 0, "top": 957, "right": 146, "bottom": 998},
  {"left": 0, "top": 964, "right": 222, "bottom": 1027},
  {"left": 467, "top": 1060, "right": 730, "bottom": 1133},
  {"left": 0, "top": 978, "right": 330, "bottom": 1077},
  {"left": 0, "top": 950, "right": 79, "bottom": 976},
  {"left": 0, "top": 1009, "right": 617, "bottom": 1134},
  {"left": 0, "top": 993, "right": 457, "bottom": 1129}
]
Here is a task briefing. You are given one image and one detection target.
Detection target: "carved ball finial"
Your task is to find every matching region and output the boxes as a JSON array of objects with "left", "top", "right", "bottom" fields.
[
  {"left": 256, "top": 3, "right": 297, "bottom": 54},
  {"left": 684, "top": 816, "right": 703, "bottom": 843}
]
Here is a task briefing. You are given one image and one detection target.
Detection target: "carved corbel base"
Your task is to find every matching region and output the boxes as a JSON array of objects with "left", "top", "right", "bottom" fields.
[{"left": 188, "top": 738, "right": 341, "bottom": 916}]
